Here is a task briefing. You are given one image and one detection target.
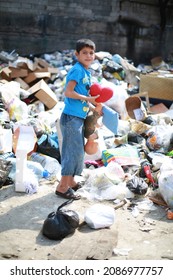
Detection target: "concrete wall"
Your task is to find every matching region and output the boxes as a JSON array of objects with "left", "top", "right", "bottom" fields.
[{"left": 0, "top": 0, "right": 173, "bottom": 64}]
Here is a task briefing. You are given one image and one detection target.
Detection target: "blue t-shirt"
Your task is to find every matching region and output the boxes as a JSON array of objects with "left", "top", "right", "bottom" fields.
[{"left": 63, "top": 62, "right": 91, "bottom": 119}]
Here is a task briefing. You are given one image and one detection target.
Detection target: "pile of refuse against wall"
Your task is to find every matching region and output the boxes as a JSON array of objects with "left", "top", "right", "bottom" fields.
[{"left": 0, "top": 49, "right": 173, "bottom": 219}]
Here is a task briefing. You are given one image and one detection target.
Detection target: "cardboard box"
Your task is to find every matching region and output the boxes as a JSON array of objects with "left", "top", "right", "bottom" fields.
[
  {"left": 149, "top": 103, "right": 169, "bottom": 114},
  {"left": 131, "top": 91, "right": 151, "bottom": 110},
  {"left": 13, "top": 125, "right": 37, "bottom": 192},
  {"left": 15, "top": 77, "right": 30, "bottom": 90},
  {"left": 10, "top": 56, "right": 37, "bottom": 72},
  {"left": 34, "top": 57, "right": 50, "bottom": 68},
  {"left": 9, "top": 67, "right": 28, "bottom": 79},
  {"left": 48, "top": 67, "right": 59, "bottom": 74},
  {"left": 24, "top": 72, "right": 51, "bottom": 84},
  {"left": 35, "top": 66, "right": 59, "bottom": 75},
  {"left": 140, "top": 74, "right": 173, "bottom": 101},
  {"left": 0, "top": 67, "right": 12, "bottom": 81},
  {"left": 28, "top": 79, "right": 58, "bottom": 109}
]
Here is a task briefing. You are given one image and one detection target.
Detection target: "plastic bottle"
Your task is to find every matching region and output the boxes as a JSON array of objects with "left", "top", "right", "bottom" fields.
[
  {"left": 143, "top": 165, "right": 155, "bottom": 185},
  {"left": 27, "top": 161, "right": 49, "bottom": 180},
  {"left": 29, "top": 152, "right": 61, "bottom": 179},
  {"left": 8, "top": 158, "right": 49, "bottom": 181},
  {"left": 139, "top": 159, "right": 151, "bottom": 178}
]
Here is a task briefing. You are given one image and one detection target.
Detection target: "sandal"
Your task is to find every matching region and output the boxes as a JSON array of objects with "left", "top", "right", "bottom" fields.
[
  {"left": 55, "top": 187, "right": 81, "bottom": 200},
  {"left": 72, "top": 183, "right": 83, "bottom": 191}
]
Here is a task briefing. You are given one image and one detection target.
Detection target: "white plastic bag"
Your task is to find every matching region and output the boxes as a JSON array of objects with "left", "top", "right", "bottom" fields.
[
  {"left": 80, "top": 166, "right": 134, "bottom": 201},
  {"left": 7, "top": 96, "right": 28, "bottom": 121},
  {"left": 99, "top": 182, "right": 134, "bottom": 200},
  {"left": 146, "top": 125, "right": 173, "bottom": 153},
  {"left": 104, "top": 161, "right": 125, "bottom": 184},
  {"left": 158, "top": 159, "right": 173, "bottom": 208},
  {"left": 0, "top": 126, "right": 12, "bottom": 153},
  {"left": 84, "top": 204, "right": 115, "bottom": 229}
]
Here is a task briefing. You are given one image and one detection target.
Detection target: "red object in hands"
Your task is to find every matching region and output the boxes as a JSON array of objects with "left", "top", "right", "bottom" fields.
[{"left": 90, "top": 83, "right": 113, "bottom": 103}]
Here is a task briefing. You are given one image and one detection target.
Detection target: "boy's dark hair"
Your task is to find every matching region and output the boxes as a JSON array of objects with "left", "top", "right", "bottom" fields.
[{"left": 76, "top": 39, "right": 96, "bottom": 53}]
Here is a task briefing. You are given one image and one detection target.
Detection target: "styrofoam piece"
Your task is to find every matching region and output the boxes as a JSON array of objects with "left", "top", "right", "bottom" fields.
[
  {"left": 15, "top": 151, "right": 27, "bottom": 192},
  {"left": 14, "top": 125, "right": 37, "bottom": 192}
]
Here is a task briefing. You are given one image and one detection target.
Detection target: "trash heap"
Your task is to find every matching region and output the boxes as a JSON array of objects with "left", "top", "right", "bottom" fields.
[{"left": 0, "top": 49, "right": 173, "bottom": 220}]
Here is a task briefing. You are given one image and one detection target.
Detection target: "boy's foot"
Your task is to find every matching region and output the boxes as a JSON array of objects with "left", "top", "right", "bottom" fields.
[
  {"left": 55, "top": 188, "right": 81, "bottom": 200},
  {"left": 72, "top": 183, "right": 83, "bottom": 191}
]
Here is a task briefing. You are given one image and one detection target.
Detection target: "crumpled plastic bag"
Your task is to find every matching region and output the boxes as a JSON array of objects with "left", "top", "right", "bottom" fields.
[
  {"left": 7, "top": 96, "right": 28, "bottom": 121},
  {"left": 158, "top": 158, "right": 173, "bottom": 208},
  {"left": 126, "top": 175, "right": 148, "bottom": 195},
  {"left": 24, "top": 170, "right": 38, "bottom": 194},
  {"left": 79, "top": 166, "right": 134, "bottom": 201},
  {"left": 100, "top": 78, "right": 129, "bottom": 120},
  {"left": 84, "top": 203, "right": 116, "bottom": 229},
  {"left": 146, "top": 125, "right": 173, "bottom": 153}
]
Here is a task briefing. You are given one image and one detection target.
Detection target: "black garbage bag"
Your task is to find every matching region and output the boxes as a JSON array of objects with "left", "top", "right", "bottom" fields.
[
  {"left": 126, "top": 175, "right": 148, "bottom": 195},
  {"left": 36, "top": 133, "right": 61, "bottom": 163},
  {"left": 42, "top": 199, "right": 79, "bottom": 240},
  {"left": 127, "top": 132, "right": 146, "bottom": 145}
]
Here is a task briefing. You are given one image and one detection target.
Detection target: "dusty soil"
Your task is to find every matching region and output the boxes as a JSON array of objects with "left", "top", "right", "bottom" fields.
[{"left": 0, "top": 177, "right": 173, "bottom": 261}]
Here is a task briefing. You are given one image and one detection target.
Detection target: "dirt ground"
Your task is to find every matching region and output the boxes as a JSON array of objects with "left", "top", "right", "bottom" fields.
[{"left": 0, "top": 176, "right": 173, "bottom": 261}]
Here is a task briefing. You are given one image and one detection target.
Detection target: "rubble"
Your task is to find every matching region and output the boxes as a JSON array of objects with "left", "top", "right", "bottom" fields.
[
  {"left": 0, "top": 48, "right": 173, "bottom": 205},
  {"left": 0, "top": 49, "right": 173, "bottom": 260}
]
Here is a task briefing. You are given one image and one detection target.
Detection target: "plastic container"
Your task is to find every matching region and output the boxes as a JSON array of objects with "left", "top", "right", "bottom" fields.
[
  {"left": 8, "top": 158, "right": 49, "bottom": 181},
  {"left": 29, "top": 152, "right": 61, "bottom": 179}
]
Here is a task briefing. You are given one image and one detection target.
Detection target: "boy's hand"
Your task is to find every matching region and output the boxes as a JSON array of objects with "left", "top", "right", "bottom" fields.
[
  {"left": 95, "top": 103, "right": 103, "bottom": 115},
  {"left": 87, "top": 95, "right": 100, "bottom": 105}
]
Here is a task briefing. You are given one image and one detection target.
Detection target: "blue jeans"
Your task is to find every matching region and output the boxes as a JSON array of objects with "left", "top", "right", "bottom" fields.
[{"left": 60, "top": 113, "right": 85, "bottom": 176}]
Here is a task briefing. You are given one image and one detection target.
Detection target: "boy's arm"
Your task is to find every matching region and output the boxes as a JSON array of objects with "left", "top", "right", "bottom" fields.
[{"left": 65, "top": 80, "right": 99, "bottom": 104}]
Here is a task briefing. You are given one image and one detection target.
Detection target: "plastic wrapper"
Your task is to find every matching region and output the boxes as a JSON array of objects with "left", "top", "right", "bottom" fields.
[
  {"left": 84, "top": 204, "right": 115, "bottom": 229},
  {"left": 6, "top": 97, "right": 28, "bottom": 121},
  {"left": 102, "top": 144, "right": 140, "bottom": 167}
]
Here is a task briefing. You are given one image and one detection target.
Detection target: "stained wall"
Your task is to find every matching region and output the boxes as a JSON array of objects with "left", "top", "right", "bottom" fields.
[{"left": 0, "top": 0, "right": 173, "bottom": 64}]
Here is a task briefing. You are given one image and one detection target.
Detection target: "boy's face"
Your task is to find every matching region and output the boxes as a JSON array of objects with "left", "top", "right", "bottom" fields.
[{"left": 75, "top": 47, "right": 95, "bottom": 69}]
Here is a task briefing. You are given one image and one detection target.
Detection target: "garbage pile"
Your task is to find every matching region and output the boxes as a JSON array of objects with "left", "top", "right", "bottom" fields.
[{"left": 0, "top": 49, "right": 173, "bottom": 220}]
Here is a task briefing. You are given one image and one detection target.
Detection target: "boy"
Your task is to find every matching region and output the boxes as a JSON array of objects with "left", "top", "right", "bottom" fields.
[{"left": 55, "top": 38, "right": 100, "bottom": 199}]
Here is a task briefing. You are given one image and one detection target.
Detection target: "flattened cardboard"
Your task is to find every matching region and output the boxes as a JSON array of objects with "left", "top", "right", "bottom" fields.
[{"left": 102, "top": 105, "right": 119, "bottom": 134}]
